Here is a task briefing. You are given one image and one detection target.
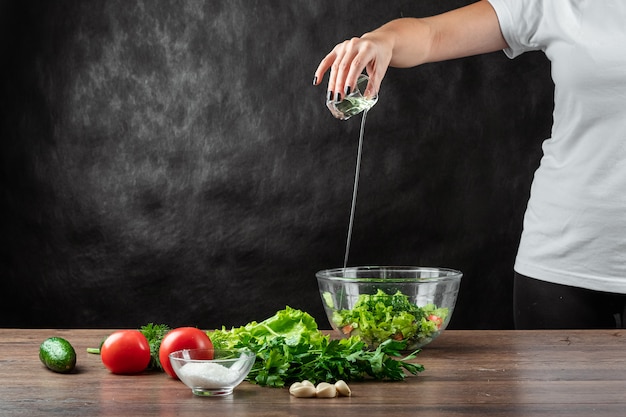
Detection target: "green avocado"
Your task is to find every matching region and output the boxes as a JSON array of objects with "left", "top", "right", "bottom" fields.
[{"left": 39, "top": 337, "right": 77, "bottom": 373}]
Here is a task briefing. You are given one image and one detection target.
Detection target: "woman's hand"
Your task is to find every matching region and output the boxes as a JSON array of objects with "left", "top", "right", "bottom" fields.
[{"left": 313, "top": 32, "right": 394, "bottom": 103}]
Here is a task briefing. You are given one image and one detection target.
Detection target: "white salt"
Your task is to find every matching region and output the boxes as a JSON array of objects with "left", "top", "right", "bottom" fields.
[{"left": 179, "top": 362, "right": 239, "bottom": 388}]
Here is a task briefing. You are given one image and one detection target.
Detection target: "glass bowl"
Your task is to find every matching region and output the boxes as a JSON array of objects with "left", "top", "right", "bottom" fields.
[
  {"left": 169, "top": 349, "right": 255, "bottom": 396},
  {"left": 316, "top": 266, "right": 462, "bottom": 350}
]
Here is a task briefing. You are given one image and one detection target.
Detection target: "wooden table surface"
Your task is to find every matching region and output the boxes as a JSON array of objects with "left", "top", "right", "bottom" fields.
[{"left": 1, "top": 328, "right": 625, "bottom": 416}]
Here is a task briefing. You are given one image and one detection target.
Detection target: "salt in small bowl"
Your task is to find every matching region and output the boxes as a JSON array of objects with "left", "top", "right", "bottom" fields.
[{"left": 169, "top": 348, "right": 255, "bottom": 396}]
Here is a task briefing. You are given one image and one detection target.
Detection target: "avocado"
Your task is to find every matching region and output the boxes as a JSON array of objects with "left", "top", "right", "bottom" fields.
[{"left": 39, "top": 337, "right": 77, "bottom": 373}]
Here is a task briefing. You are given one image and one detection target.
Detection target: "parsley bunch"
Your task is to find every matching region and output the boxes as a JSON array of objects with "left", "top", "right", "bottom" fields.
[
  {"left": 209, "top": 306, "right": 424, "bottom": 388},
  {"left": 140, "top": 323, "right": 171, "bottom": 371}
]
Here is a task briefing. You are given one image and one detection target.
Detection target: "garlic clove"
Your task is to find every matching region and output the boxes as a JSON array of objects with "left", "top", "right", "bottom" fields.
[
  {"left": 315, "top": 382, "right": 337, "bottom": 398},
  {"left": 334, "top": 380, "right": 351, "bottom": 397},
  {"left": 289, "top": 383, "right": 317, "bottom": 398},
  {"left": 289, "top": 382, "right": 303, "bottom": 390}
]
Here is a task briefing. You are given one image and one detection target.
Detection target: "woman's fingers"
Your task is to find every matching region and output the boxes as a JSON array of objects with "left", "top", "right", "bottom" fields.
[
  {"left": 313, "top": 49, "right": 336, "bottom": 86},
  {"left": 314, "top": 36, "right": 390, "bottom": 102},
  {"left": 314, "top": 38, "right": 366, "bottom": 101},
  {"left": 331, "top": 38, "right": 366, "bottom": 101}
]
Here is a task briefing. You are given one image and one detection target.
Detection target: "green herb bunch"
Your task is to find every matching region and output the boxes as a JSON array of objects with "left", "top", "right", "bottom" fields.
[
  {"left": 209, "top": 306, "right": 424, "bottom": 388},
  {"left": 140, "top": 323, "right": 171, "bottom": 371}
]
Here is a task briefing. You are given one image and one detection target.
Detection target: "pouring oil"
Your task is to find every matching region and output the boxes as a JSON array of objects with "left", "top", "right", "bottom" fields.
[
  {"left": 333, "top": 95, "right": 377, "bottom": 120},
  {"left": 343, "top": 110, "right": 369, "bottom": 269},
  {"left": 325, "top": 74, "right": 377, "bottom": 269}
]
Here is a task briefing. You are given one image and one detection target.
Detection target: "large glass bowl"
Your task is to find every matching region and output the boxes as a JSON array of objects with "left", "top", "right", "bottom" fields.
[{"left": 316, "top": 266, "right": 462, "bottom": 350}]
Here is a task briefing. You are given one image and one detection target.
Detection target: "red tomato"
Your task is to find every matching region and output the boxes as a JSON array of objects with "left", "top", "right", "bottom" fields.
[
  {"left": 158, "top": 327, "right": 213, "bottom": 378},
  {"left": 100, "top": 330, "right": 151, "bottom": 374}
]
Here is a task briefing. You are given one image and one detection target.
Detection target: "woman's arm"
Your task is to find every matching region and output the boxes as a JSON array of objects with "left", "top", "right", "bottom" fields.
[{"left": 314, "top": 0, "right": 507, "bottom": 101}]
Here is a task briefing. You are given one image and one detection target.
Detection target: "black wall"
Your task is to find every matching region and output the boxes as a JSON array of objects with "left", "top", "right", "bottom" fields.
[{"left": 0, "top": 1, "right": 553, "bottom": 329}]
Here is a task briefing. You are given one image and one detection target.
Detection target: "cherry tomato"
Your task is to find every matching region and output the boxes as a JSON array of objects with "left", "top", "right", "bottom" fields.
[
  {"left": 100, "top": 330, "right": 151, "bottom": 374},
  {"left": 158, "top": 327, "right": 213, "bottom": 378}
]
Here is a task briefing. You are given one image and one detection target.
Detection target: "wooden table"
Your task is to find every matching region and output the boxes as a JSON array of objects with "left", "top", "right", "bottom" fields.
[{"left": 1, "top": 329, "right": 625, "bottom": 416}]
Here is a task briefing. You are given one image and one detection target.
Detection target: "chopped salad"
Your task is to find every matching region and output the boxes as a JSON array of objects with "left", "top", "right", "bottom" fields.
[{"left": 326, "top": 289, "right": 449, "bottom": 349}]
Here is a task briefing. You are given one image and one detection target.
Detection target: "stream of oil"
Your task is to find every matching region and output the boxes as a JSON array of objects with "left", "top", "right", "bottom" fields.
[{"left": 343, "top": 110, "right": 368, "bottom": 269}]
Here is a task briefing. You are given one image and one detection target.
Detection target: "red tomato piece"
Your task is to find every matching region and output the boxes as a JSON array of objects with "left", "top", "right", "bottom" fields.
[
  {"left": 158, "top": 327, "right": 213, "bottom": 378},
  {"left": 428, "top": 315, "right": 443, "bottom": 328},
  {"left": 341, "top": 324, "right": 353, "bottom": 335},
  {"left": 100, "top": 330, "right": 151, "bottom": 374}
]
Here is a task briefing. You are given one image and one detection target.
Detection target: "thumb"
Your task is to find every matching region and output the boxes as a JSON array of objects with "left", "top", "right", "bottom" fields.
[
  {"left": 364, "top": 65, "right": 388, "bottom": 99},
  {"left": 363, "top": 75, "right": 381, "bottom": 99}
]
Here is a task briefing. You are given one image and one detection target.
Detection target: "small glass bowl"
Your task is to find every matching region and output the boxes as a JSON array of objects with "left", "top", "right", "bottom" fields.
[{"left": 169, "top": 349, "right": 255, "bottom": 396}]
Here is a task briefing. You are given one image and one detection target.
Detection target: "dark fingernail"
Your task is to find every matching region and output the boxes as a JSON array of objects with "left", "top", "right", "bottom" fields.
[
  {"left": 334, "top": 92, "right": 342, "bottom": 102},
  {"left": 327, "top": 90, "right": 333, "bottom": 101},
  {"left": 313, "top": 76, "right": 318, "bottom": 85},
  {"left": 344, "top": 86, "right": 351, "bottom": 96}
]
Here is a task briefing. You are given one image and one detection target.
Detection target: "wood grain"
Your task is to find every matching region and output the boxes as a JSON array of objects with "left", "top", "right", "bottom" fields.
[{"left": 1, "top": 329, "right": 625, "bottom": 416}]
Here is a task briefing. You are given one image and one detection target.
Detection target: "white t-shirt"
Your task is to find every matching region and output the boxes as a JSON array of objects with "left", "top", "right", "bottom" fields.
[{"left": 487, "top": 0, "right": 626, "bottom": 293}]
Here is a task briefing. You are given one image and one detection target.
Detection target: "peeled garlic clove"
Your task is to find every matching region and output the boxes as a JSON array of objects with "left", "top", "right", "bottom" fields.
[
  {"left": 334, "top": 380, "right": 351, "bottom": 397},
  {"left": 289, "top": 382, "right": 303, "bottom": 391},
  {"left": 300, "top": 380, "right": 314, "bottom": 387},
  {"left": 289, "top": 383, "right": 317, "bottom": 398},
  {"left": 315, "top": 382, "right": 337, "bottom": 398}
]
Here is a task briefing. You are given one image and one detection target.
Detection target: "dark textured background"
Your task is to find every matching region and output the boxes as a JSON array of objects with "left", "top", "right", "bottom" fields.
[{"left": 0, "top": 0, "right": 552, "bottom": 329}]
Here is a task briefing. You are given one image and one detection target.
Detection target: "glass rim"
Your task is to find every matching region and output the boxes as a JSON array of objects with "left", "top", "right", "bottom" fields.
[
  {"left": 315, "top": 266, "right": 463, "bottom": 283},
  {"left": 169, "top": 348, "right": 253, "bottom": 361}
]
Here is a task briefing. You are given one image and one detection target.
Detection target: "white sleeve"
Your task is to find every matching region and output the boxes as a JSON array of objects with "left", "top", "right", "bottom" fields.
[{"left": 487, "top": 0, "right": 546, "bottom": 58}]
